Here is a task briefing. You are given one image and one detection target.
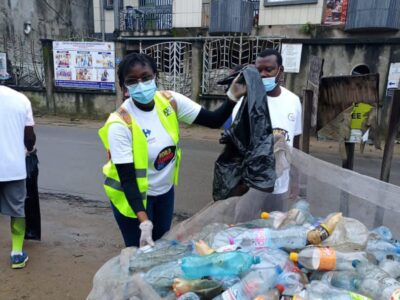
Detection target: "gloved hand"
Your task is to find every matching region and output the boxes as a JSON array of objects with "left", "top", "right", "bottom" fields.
[
  {"left": 139, "top": 220, "right": 155, "bottom": 247},
  {"left": 226, "top": 73, "right": 246, "bottom": 101}
]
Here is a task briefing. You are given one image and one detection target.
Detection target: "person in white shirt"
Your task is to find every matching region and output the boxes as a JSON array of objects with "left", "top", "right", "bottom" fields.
[
  {"left": 231, "top": 49, "right": 302, "bottom": 213},
  {"left": 99, "top": 53, "right": 244, "bottom": 248},
  {"left": 0, "top": 85, "right": 36, "bottom": 269}
]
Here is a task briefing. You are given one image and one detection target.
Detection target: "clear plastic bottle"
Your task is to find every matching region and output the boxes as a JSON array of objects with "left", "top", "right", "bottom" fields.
[
  {"left": 254, "top": 284, "right": 285, "bottom": 300},
  {"left": 298, "top": 280, "right": 371, "bottom": 300},
  {"left": 233, "top": 226, "right": 308, "bottom": 250},
  {"left": 321, "top": 270, "right": 360, "bottom": 291},
  {"left": 181, "top": 251, "right": 260, "bottom": 279},
  {"left": 366, "top": 239, "right": 400, "bottom": 262},
  {"left": 129, "top": 239, "right": 193, "bottom": 272},
  {"left": 352, "top": 260, "right": 400, "bottom": 300},
  {"left": 276, "top": 271, "right": 304, "bottom": 295},
  {"left": 213, "top": 266, "right": 282, "bottom": 300},
  {"left": 379, "top": 258, "right": 400, "bottom": 279},
  {"left": 212, "top": 227, "right": 249, "bottom": 249},
  {"left": 370, "top": 226, "right": 393, "bottom": 241},
  {"left": 290, "top": 247, "right": 368, "bottom": 271}
]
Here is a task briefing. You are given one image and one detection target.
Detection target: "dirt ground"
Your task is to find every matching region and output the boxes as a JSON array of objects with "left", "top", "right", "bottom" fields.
[
  {"left": 0, "top": 194, "right": 123, "bottom": 300},
  {"left": 1, "top": 116, "right": 399, "bottom": 300}
]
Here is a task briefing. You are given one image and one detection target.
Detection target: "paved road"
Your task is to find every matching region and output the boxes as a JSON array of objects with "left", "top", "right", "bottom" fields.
[{"left": 36, "top": 125, "right": 400, "bottom": 215}]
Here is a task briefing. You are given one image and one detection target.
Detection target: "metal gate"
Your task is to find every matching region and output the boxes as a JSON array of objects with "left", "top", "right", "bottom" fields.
[
  {"left": 141, "top": 42, "right": 192, "bottom": 97},
  {"left": 202, "top": 37, "right": 281, "bottom": 95}
]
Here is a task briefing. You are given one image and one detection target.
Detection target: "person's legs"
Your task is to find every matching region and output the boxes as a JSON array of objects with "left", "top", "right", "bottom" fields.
[
  {"left": 111, "top": 203, "right": 141, "bottom": 247},
  {"left": 0, "top": 180, "right": 28, "bottom": 268},
  {"left": 11, "top": 217, "right": 26, "bottom": 253},
  {"left": 152, "top": 187, "right": 174, "bottom": 241}
]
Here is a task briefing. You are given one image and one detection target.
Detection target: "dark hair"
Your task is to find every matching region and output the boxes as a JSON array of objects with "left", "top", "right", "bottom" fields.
[
  {"left": 117, "top": 53, "right": 158, "bottom": 88},
  {"left": 257, "top": 49, "right": 283, "bottom": 66}
]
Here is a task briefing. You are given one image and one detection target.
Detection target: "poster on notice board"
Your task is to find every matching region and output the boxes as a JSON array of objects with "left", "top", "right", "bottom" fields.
[
  {"left": 323, "top": 0, "right": 348, "bottom": 25},
  {"left": 53, "top": 41, "right": 115, "bottom": 90}
]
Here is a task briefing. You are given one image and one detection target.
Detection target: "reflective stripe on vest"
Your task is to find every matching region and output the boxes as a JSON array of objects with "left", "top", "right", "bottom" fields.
[{"left": 98, "top": 91, "right": 180, "bottom": 218}]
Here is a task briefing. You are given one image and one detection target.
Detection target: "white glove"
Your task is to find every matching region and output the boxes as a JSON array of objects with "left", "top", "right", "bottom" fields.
[
  {"left": 226, "top": 73, "right": 247, "bottom": 102},
  {"left": 139, "top": 220, "right": 155, "bottom": 247}
]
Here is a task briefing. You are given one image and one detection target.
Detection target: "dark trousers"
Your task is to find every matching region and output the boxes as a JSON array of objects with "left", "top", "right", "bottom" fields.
[{"left": 112, "top": 187, "right": 174, "bottom": 247}]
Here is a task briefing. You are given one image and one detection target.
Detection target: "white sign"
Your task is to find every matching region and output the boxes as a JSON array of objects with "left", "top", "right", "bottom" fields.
[
  {"left": 0, "top": 52, "right": 10, "bottom": 80},
  {"left": 387, "top": 63, "right": 400, "bottom": 89},
  {"left": 281, "top": 43, "right": 303, "bottom": 73},
  {"left": 53, "top": 41, "right": 115, "bottom": 90}
]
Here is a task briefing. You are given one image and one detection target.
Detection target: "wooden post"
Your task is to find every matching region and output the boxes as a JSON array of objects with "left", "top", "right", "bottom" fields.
[
  {"left": 375, "top": 89, "right": 400, "bottom": 227},
  {"left": 301, "top": 89, "right": 313, "bottom": 154},
  {"left": 380, "top": 89, "right": 400, "bottom": 182}
]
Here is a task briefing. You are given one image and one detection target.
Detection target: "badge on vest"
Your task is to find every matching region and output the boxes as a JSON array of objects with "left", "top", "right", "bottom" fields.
[{"left": 163, "top": 106, "right": 173, "bottom": 117}]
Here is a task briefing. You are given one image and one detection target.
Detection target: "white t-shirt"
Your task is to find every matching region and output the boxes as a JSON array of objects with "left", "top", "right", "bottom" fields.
[
  {"left": 232, "top": 87, "right": 302, "bottom": 194},
  {"left": 0, "top": 86, "right": 35, "bottom": 181},
  {"left": 108, "top": 91, "right": 201, "bottom": 196}
]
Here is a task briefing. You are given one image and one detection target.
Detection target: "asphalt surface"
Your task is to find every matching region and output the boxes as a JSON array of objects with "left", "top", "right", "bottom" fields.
[{"left": 36, "top": 125, "right": 400, "bottom": 215}]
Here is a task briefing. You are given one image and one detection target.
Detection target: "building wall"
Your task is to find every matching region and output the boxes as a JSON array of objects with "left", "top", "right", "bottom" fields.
[
  {"left": 258, "top": 0, "right": 324, "bottom": 26},
  {"left": 173, "top": 0, "right": 202, "bottom": 28}
]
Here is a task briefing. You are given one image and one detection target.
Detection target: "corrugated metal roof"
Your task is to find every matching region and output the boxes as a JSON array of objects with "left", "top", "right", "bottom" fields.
[{"left": 346, "top": 0, "right": 400, "bottom": 31}]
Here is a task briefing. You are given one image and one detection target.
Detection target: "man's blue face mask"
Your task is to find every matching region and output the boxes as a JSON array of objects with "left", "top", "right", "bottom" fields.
[{"left": 262, "top": 68, "right": 281, "bottom": 92}]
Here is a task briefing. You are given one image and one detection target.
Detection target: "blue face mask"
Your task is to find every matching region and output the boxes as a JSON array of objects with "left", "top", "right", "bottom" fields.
[
  {"left": 262, "top": 77, "right": 278, "bottom": 92},
  {"left": 126, "top": 79, "right": 157, "bottom": 104}
]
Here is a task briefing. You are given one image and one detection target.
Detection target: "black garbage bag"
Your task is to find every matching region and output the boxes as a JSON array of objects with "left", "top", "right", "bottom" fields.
[
  {"left": 213, "top": 66, "right": 276, "bottom": 201},
  {"left": 25, "top": 149, "right": 41, "bottom": 240}
]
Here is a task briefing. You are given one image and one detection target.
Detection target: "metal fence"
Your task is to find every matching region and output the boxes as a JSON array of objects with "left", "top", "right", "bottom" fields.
[
  {"left": 141, "top": 42, "right": 192, "bottom": 97},
  {"left": 0, "top": 35, "right": 44, "bottom": 88},
  {"left": 120, "top": 1, "right": 173, "bottom": 32},
  {"left": 202, "top": 36, "right": 281, "bottom": 95}
]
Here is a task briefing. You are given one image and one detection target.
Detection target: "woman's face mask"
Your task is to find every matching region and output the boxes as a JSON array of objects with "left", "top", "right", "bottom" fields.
[{"left": 126, "top": 79, "right": 157, "bottom": 104}]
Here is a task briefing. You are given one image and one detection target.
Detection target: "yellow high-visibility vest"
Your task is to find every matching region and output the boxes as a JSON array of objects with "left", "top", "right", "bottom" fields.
[{"left": 98, "top": 91, "right": 181, "bottom": 218}]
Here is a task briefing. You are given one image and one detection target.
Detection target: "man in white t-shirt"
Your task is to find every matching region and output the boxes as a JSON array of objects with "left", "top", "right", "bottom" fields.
[
  {"left": 232, "top": 49, "right": 302, "bottom": 213},
  {"left": 0, "top": 86, "right": 36, "bottom": 269}
]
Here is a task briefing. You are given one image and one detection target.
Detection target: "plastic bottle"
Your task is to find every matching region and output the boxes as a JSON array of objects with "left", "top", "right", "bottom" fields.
[
  {"left": 234, "top": 216, "right": 340, "bottom": 251},
  {"left": 212, "top": 227, "right": 249, "bottom": 249},
  {"left": 379, "top": 258, "right": 400, "bottom": 279},
  {"left": 306, "top": 213, "right": 342, "bottom": 245},
  {"left": 181, "top": 251, "right": 260, "bottom": 279},
  {"left": 237, "top": 226, "right": 309, "bottom": 250},
  {"left": 214, "top": 266, "right": 282, "bottom": 300},
  {"left": 298, "top": 280, "right": 371, "bottom": 300},
  {"left": 366, "top": 239, "right": 400, "bottom": 262},
  {"left": 130, "top": 240, "right": 193, "bottom": 272},
  {"left": 289, "top": 247, "right": 368, "bottom": 271},
  {"left": 177, "top": 292, "right": 200, "bottom": 300},
  {"left": 143, "top": 261, "right": 183, "bottom": 296},
  {"left": 276, "top": 272, "right": 304, "bottom": 295},
  {"left": 279, "top": 200, "right": 314, "bottom": 228},
  {"left": 173, "top": 278, "right": 223, "bottom": 299},
  {"left": 254, "top": 284, "right": 285, "bottom": 300},
  {"left": 352, "top": 260, "right": 400, "bottom": 300},
  {"left": 320, "top": 271, "right": 360, "bottom": 291},
  {"left": 370, "top": 226, "right": 393, "bottom": 241}
]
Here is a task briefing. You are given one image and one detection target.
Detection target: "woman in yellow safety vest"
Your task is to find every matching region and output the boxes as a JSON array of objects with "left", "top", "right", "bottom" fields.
[{"left": 99, "top": 53, "right": 245, "bottom": 247}]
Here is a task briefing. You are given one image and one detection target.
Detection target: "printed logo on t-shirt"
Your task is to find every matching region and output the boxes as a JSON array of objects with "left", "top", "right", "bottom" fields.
[
  {"left": 154, "top": 146, "right": 176, "bottom": 171},
  {"left": 273, "top": 128, "right": 290, "bottom": 143},
  {"left": 288, "top": 113, "right": 295, "bottom": 122},
  {"left": 143, "top": 129, "right": 152, "bottom": 138}
]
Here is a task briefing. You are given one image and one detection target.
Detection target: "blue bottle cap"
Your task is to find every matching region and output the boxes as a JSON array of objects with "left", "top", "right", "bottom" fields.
[
  {"left": 275, "top": 265, "right": 283, "bottom": 274},
  {"left": 352, "top": 260, "right": 361, "bottom": 268}
]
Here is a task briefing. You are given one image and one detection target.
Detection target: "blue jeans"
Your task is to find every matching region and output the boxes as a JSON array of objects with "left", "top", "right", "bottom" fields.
[{"left": 111, "top": 187, "right": 175, "bottom": 247}]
